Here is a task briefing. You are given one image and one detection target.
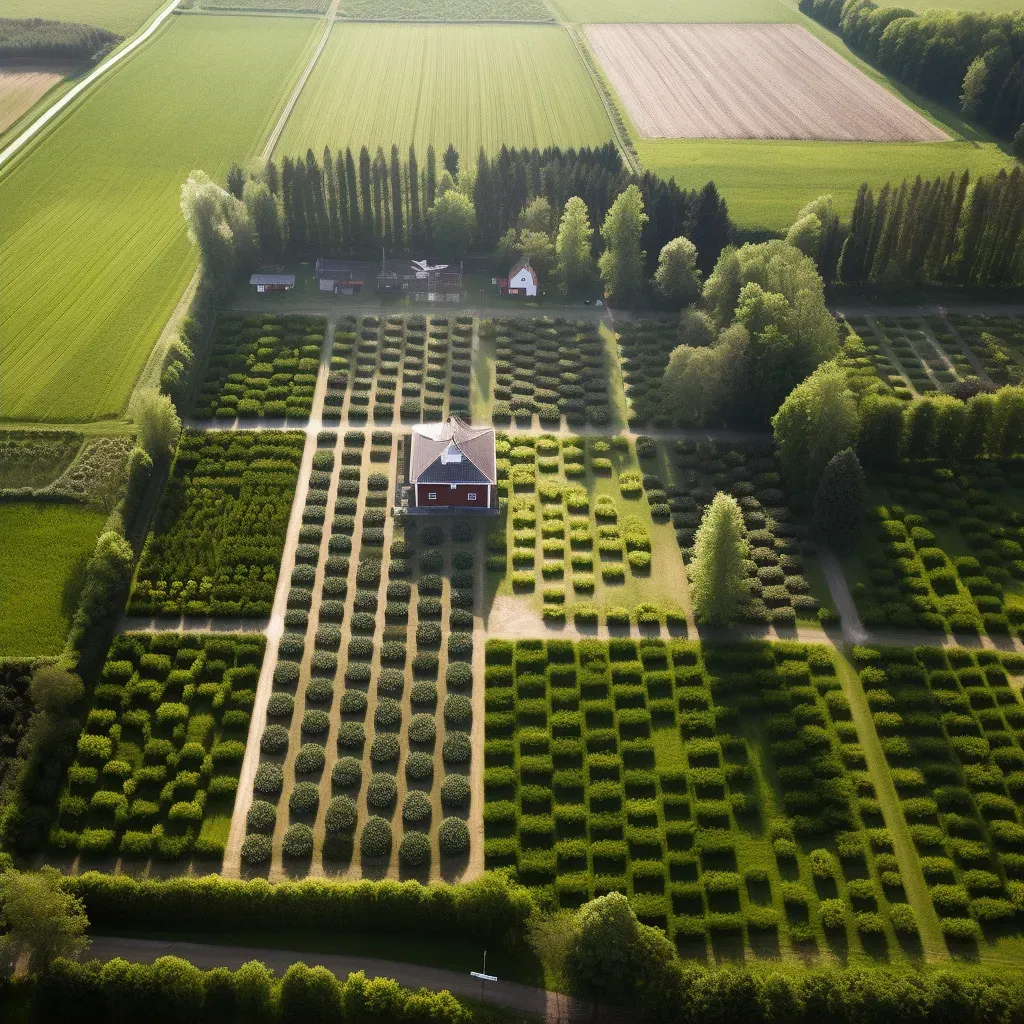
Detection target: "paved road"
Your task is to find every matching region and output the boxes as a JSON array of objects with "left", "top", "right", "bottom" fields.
[
  {"left": 0, "top": 0, "right": 182, "bottom": 170},
  {"left": 87, "top": 936, "right": 589, "bottom": 1022},
  {"left": 835, "top": 302, "right": 1024, "bottom": 318}
]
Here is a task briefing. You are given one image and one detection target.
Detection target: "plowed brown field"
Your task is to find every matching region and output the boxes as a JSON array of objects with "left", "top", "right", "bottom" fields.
[
  {"left": 586, "top": 23, "right": 948, "bottom": 142},
  {"left": 0, "top": 66, "right": 65, "bottom": 134}
]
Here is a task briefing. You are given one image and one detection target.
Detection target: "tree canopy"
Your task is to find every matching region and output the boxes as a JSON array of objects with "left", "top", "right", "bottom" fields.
[
  {"left": 598, "top": 184, "right": 647, "bottom": 307},
  {"left": 555, "top": 196, "right": 595, "bottom": 295},
  {"left": 689, "top": 492, "right": 750, "bottom": 625},
  {"left": 0, "top": 868, "right": 89, "bottom": 973},
  {"left": 653, "top": 235, "right": 702, "bottom": 308}
]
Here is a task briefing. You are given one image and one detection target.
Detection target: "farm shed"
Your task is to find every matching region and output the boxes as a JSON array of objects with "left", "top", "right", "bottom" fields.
[
  {"left": 503, "top": 258, "right": 538, "bottom": 297},
  {"left": 399, "top": 416, "right": 498, "bottom": 515},
  {"left": 250, "top": 273, "right": 295, "bottom": 294},
  {"left": 376, "top": 259, "right": 464, "bottom": 303},
  {"left": 315, "top": 258, "right": 367, "bottom": 294}
]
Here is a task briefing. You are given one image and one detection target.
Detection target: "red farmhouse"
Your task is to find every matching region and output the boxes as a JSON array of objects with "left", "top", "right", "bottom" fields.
[{"left": 404, "top": 417, "right": 498, "bottom": 515}]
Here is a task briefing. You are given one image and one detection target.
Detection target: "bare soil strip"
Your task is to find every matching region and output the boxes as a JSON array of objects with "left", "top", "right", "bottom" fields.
[
  {"left": 585, "top": 23, "right": 948, "bottom": 142},
  {"left": 0, "top": 67, "right": 66, "bottom": 135}
]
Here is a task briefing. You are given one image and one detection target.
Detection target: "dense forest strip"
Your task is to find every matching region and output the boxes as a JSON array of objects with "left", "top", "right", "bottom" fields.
[{"left": 0, "top": 18, "right": 121, "bottom": 62}]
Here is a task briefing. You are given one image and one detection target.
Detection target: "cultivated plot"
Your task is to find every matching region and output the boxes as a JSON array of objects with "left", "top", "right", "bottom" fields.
[
  {"left": 587, "top": 24, "right": 947, "bottom": 142},
  {"left": 0, "top": 16, "right": 318, "bottom": 423},
  {"left": 2, "top": 0, "right": 166, "bottom": 35},
  {"left": 552, "top": 0, "right": 798, "bottom": 21},
  {"left": 339, "top": 0, "right": 552, "bottom": 19},
  {"left": 275, "top": 23, "right": 613, "bottom": 159},
  {"left": 0, "top": 67, "right": 66, "bottom": 134}
]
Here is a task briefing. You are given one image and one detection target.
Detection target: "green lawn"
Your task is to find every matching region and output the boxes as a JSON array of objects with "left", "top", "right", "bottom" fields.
[
  {"left": 638, "top": 139, "right": 1015, "bottom": 232},
  {"left": 274, "top": 23, "right": 613, "bottom": 161},
  {"left": 0, "top": 16, "right": 318, "bottom": 424},
  {"left": 550, "top": 0, "right": 798, "bottom": 22},
  {"left": 0, "top": 502, "right": 105, "bottom": 657},
  {"left": 2, "top": 0, "right": 166, "bottom": 35}
]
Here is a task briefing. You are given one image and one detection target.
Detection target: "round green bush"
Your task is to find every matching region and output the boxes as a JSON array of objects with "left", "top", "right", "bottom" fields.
[
  {"left": 302, "top": 709, "right": 331, "bottom": 735},
  {"left": 443, "top": 731, "right": 471, "bottom": 764},
  {"left": 406, "top": 751, "right": 434, "bottom": 781},
  {"left": 289, "top": 781, "right": 320, "bottom": 815},
  {"left": 306, "top": 678, "right": 334, "bottom": 703},
  {"left": 410, "top": 681, "right": 437, "bottom": 706},
  {"left": 375, "top": 697, "right": 402, "bottom": 728},
  {"left": 409, "top": 713, "right": 436, "bottom": 744},
  {"left": 403, "top": 790, "right": 431, "bottom": 823},
  {"left": 360, "top": 816, "right": 393, "bottom": 858},
  {"left": 253, "top": 762, "right": 283, "bottom": 794},
  {"left": 267, "top": 693, "right": 294, "bottom": 719},
  {"left": 260, "top": 724, "right": 289, "bottom": 754},
  {"left": 274, "top": 663, "right": 300, "bottom": 687},
  {"left": 444, "top": 693, "right": 472, "bottom": 726},
  {"left": 441, "top": 773, "right": 470, "bottom": 807},
  {"left": 332, "top": 756, "right": 362, "bottom": 788},
  {"left": 370, "top": 734, "right": 399, "bottom": 762},
  {"left": 377, "top": 668, "right": 404, "bottom": 695},
  {"left": 337, "top": 722, "right": 365, "bottom": 748},
  {"left": 283, "top": 823, "right": 314, "bottom": 857},
  {"left": 294, "top": 743, "right": 325, "bottom": 774},
  {"left": 399, "top": 831, "right": 431, "bottom": 868},
  {"left": 446, "top": 662, "right": 472, "bottom": 689},
  {"left": 246, "top": 799, "right": 276, "bottom": 834},
  {"left": 241, "top": 834, "right": 272, "bottom": 864},
  {"left": 341, "top": 689, "right": 367, "bottom": 714},
  {"left": 367, "top": 772, "right": 398, "bottom": 808},
  {"left": 438, "top": 816, "right": 470, "bottom": 856},
  {"left": 325, "top": 795, "right": 357, "bottom": 834}
]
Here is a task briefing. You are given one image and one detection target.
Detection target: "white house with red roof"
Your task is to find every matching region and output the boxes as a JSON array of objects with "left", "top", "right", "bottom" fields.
[{"left": 504, "top": 258, "right": 538, "bottom": 298}]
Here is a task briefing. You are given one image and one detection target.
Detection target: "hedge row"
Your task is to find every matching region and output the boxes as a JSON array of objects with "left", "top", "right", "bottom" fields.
[
  {"left": 482, "top": 316, "right": 610, "bottom": 425},
  {"left": 194, "top": 313, "right": 326, "bottom": 420},
  {"left": 47, "top": 632, "right": 264, "bottom": 859},
  {"left": 128, "top": 432, "right": 303, "bottom": 617}
]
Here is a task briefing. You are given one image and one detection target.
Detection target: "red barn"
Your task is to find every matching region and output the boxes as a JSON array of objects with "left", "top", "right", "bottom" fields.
[{"left": 405, "top": 417, "right": 498, "bottom": 515}]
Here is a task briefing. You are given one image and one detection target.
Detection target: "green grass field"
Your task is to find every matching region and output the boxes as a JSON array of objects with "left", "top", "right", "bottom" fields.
[
  {"left": 275, "top": 23, "right": 613, "bottom": 161},
  {"left": 2, "top": 0, "right": 166, "bottom": 35},
  {"left": 550, "top": 0, "right": 798, "bottom": 22},
  {"left": 339, "top": 0, "right": 552, "bottom": 18},
  {"left": 0, "top": 502, "right": 105, "bottom": 657},
  {"left": 638, "top": 139, "right": 1015, "bottom": 231},
  {"left": 0, "top": 16, "right": 317, "bottom": 424}
]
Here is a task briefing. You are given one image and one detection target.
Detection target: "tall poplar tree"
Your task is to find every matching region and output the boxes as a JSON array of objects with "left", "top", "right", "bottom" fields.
[
  {"left": 598, "top": 184, "right": 648, "bottom": 307},
  {"left": 690, "top": 492, "right": 750, "bottom": 625}
]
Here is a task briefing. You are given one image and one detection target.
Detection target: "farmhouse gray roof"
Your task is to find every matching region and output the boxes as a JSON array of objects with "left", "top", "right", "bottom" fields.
[
  {"left": 409, "top": 417, "right": 497, "bottom": 485},
  {"left": 249, "top": 273, "right": 295, "bottom": 286}
]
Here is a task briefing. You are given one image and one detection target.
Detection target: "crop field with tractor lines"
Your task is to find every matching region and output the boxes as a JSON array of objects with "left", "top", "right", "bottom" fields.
[
  {"left": 274, "top": 23, "right": 614, "bottom": 161},
  {"left": 0, "top": 16, "right": 318, "bottom": 424}
]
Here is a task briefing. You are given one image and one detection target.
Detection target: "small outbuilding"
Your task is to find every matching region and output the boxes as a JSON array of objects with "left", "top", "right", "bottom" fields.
[
  {"left": 401, "top": 417, "right": 498, "bottom": 515},
  {"left": 315, "top": 258, "right": 366, "bottom": 295},
  {"left": 504, "top": 258, "right": 538, "bottom": 298},
  {"left": 250, "top": 273, "right": 295, "bottom": 294}
]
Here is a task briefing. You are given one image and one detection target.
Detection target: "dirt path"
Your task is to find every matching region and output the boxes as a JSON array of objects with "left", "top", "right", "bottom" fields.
[
  {"left": 260, "top": 0, "right": 341, "bottom": 163},
  {"left": 223, "top": 323, "right": 335, "bottom": 878},
  {"left": 86, "top": 935, "right": 586, "bottom": 1021},
  {"left": 833, "top": 655, "right": 948, "bottom": 960},
  {"left": 0, "top": 0, "right": 183, "bottom": 170},
  {"left": 817, "top": 548, "right": 868, "bottom": 645}
]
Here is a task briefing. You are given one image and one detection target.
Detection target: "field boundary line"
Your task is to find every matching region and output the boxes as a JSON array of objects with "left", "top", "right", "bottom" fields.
[
  {"left": 0, "top": 0, "right": 182, "bottom": 172},
  {"left": 563, "top": 24, "right": 640, "bottom": 176},
  {"left": 262, "top": 0, "right": 341, "bottom": 163}
]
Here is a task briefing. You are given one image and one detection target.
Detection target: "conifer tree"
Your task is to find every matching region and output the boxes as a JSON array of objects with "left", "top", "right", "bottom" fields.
[
  {"left": 390, "top": 144, "right": 403, "bottom": 249},
  {"left": 690, "top": 492, "right": 750, "bottom": 626},
  {"left": 408, "top": 144, "right": 422, "bottom": 250},
  {"left": 425, "top": 144, "right": 437, "bottom": 207},
  {"left": 812, "top": 448, "right": 867, "bottom": 550}
]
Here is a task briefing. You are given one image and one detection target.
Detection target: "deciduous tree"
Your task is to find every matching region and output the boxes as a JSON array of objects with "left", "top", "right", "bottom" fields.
[
  {"left": 0, "top": 868, "right": 89, "bottom": 973},
  {"left": 555, "top": 196, "right": 594, "bottom": 294},
  {"left": 652, "top": 235, "right": 701, "bottom": 308},
  {"left": 130, "top": 388, "right": 181, "bottom": 460},
  {"left": 428, "top": 190, "right": 476, "bottom": 257},
  {"left": 598, "top": 184, "right": 647, "bottom": 306}
]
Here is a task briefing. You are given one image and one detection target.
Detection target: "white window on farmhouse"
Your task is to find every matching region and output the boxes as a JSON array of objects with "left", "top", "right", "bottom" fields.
[
  {"left": 468, "top": 492, "right": 477, "bottom": 501},
  {"left": 428, "top": 492, "right": 437, "bottom": 500}
]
